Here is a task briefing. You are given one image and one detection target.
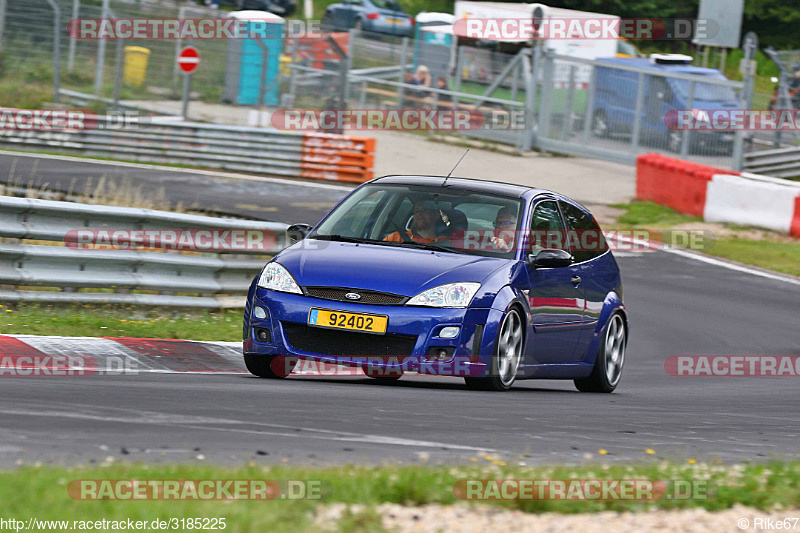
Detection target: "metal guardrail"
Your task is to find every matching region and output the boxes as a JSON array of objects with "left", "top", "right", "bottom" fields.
[
  {"left": 0, "top": 119, "right": 376, "bottom": 183},
  {"left": 743, "top": 146, "right": 800, "bottom": 179},
  {"left": 0, "top": 195, "right": 288, "bottom": 308}
]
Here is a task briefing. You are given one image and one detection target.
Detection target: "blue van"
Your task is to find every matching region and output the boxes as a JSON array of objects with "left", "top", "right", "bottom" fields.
[{"left": 590, "top": 55, "right": 739, "bottom": 154}]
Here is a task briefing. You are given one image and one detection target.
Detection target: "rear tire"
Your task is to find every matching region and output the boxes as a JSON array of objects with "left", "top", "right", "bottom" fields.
[
  {"left": 244, "top": 353, "right": 296, "bottom": 379},
  {"left": 574, "top": 312, "right": 626, "bottom": 393},
  {"left": 464, "top": 307, "right": 523, "bottom": 391}
]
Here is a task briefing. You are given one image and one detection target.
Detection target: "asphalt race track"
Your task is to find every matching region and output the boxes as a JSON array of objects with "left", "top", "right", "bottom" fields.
[
  {"left": 1, "top": 155, "right": 800, "bottom": 467},
  {"left": 0, "top": 152, "right": 350, "bottom": 223}
]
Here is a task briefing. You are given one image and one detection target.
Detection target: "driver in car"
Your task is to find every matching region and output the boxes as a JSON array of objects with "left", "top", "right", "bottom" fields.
[
  {"left": 489, "top": 206, "right": 517, "bottom": 252},
  {"left": 384, "top": 199, "right": 449, "bottom": 244}
]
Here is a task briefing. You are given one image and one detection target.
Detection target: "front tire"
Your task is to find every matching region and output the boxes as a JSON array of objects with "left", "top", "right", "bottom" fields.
[
  {"left": 574, "top": 312, "right": 626, "bottom": 393},
  {"left": 244, "top": 353, "right": 297, "bottom": 379},
  {"left": 465, "top": 308, "right": 523, "bottom": 391}
]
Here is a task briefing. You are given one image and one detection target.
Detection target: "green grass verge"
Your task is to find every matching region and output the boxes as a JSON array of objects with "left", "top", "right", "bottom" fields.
[
  {"left": 2, "top": 461, "right": 799, "bottom": 531},
  {"left": 610, "top": 201, "right": 800, "bottom": 277},
  {"left": 0, "top": 304, "right": 243, "bottom": 341}
]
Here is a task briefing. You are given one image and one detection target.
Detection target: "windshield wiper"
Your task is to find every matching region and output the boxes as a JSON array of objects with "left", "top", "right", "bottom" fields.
[
  {"left": 385, "top": 241, "right": 456, "bottom": 254},
  {"left": 309, "top": 234, "right": 371, "bottom": 244}
]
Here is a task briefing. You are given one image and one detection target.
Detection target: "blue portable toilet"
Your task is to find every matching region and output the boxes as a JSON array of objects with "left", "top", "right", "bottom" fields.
[{"left": 223, "top": 11, "right": 284, "bottom": 106}]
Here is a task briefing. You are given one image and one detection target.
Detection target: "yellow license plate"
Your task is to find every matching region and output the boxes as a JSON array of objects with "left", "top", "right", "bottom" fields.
[
  {"left": 386, "top": 18, "right": 402, "bottom": 24},
  {"left": 308, "top": 308, "right": 388, "bottom": 334}
]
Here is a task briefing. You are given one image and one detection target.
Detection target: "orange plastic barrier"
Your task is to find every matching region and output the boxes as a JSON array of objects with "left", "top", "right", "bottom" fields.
[
  {"left": 635, "top": 154, "right": 737, "bottom": 217},
  {"left": 300, "top": 132, "right": 376, "bottom": 183},
  {"left": 792, "top": 196, "right": 800, "bottom": 238}
]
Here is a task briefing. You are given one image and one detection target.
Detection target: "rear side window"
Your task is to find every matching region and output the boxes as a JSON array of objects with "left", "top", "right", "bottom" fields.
[{"left": 559, "top": 201, "right": 608, "bottom": 263}]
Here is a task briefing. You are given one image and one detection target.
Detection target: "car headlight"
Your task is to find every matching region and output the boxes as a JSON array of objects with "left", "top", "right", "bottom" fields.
[
  {"left": 257, "top": 262, "right": 302, "bottom": 294},
  {"left": 407, "top": 282, "right": 481, "bottom": 308}
]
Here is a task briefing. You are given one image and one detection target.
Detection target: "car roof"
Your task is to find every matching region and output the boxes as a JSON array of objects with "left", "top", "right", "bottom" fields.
[
  {"left": 597, "top": 57, "right": 724, "bottom": 76},
  {"left": 370, "top": 175, "right": 542, "bottom": 198}
]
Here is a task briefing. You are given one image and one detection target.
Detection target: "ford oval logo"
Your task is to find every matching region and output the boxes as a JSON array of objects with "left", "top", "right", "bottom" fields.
[{"left": 345, "top": 292, "right": 362, "bottom": 300}]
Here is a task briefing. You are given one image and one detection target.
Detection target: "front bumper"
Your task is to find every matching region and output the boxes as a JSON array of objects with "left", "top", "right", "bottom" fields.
[{"left": 243, "top": 287, "right": 501, "bottom": 377}]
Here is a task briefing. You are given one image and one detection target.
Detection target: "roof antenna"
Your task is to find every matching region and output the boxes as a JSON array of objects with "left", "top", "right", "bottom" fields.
[{"left": 443, "top": 149, "right": 469, "bottom": 187}]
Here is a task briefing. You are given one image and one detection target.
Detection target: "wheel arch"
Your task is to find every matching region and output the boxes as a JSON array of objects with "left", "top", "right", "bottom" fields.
[{"left": 583, "top": 291, "right": 627, "bottom": 365}]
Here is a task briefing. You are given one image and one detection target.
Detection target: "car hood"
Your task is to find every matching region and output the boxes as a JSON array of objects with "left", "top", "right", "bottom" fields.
[{"left": 276, "top": 241, "right": 508, "bottom": 296}]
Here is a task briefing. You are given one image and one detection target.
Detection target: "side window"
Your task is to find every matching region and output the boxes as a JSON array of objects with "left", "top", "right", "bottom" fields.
[
  {"left": 529, "top": 200, "right": 569, "bottom": 253},
  {"left": 559, "top": 201, "right": 608, "bottom": 263}
]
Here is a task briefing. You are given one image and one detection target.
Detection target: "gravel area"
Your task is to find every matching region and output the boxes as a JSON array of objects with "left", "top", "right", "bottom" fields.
[{"left": 316, "top": 503, "right": 800, "bottom": 532}]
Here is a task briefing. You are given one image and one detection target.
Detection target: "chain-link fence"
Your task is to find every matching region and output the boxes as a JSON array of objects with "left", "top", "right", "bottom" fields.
[{"left": 0, "top": 1, "right": 772, "bottom": 171}]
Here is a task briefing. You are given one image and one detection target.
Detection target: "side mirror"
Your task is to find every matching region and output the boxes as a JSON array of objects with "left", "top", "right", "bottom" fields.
[
  {"left": 286, "top": 223, "right": 313, "bottom": 244},
  {"left": 527, "top": 248, "right": 573, "bottom": 269}
]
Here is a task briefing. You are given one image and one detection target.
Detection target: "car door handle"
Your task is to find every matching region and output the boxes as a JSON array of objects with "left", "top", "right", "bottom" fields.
[{"left": 571, "top": 276, "right": 582, "bottom": 285}]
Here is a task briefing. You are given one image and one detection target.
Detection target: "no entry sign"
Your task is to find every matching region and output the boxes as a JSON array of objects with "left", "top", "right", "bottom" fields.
[{"left": 177, "top": 46, "right": 200, "bottom": 74}]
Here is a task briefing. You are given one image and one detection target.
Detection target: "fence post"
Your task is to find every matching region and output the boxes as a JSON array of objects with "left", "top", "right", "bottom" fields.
[
  {"left": 510, "top": 57, "right": 520, "bottom": 102},
  {"left": 94, "top": 0, "right": 110, "bottom": 96},
  {"left": 397, "top": 36, "right": 408, "bottom": 107},
  {"left": 630, "top": 72, "right": 646, "bottom": 153},
  {"left": 453, "top": 47, "right": 464, "bottom": 112},
  {"left": 523, "top": 47, "right": 538, "bottom": 151},
  {"left": 45, "top": 0, "right": 62, "bottom": 104},
  {"left": 581, "top": 65, "right": 597, "bottom": 146},
  {"left": 112, "top": 38, "right": 123, "bottom": 111},
  {"left": 67, "top": 0, "right": 80, "bottom": 73},
  {"left": 679, "top": 80, "right": 695, "bottom": 157},
  {"left": 0, "top": 0, "right": 5, "bottom": 47},
  {"left": 343, "top": 29, "right": 355, "bottom": 102},
  {"left": 538, "top": 50, "right": 554, "bottom": 140},
  {"left": 561, "top": 65, "right": 575, "bottom": 141},
  {"left": 733, "top": 32, "right": 757, "bottom": 172}
]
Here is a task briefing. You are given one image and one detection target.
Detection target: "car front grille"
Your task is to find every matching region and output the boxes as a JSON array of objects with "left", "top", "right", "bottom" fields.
[
  {"left": 303, "top": 287, "right": 407, "bottom": 305},
  {"left": 281, "top": 322, "right": 417, "bottom": 357}
]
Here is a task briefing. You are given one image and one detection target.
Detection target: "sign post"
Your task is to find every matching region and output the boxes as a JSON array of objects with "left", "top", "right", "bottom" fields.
[{"left": 177, "top": 46, "right": 200, "bottom": 121}]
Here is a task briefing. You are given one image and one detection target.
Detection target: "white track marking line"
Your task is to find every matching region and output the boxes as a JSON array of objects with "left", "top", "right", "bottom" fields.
[
  {"left": 660, "top": 247, "right": 800, "bottom": 287},
  {"left": 0, "top": 406, "right": 495, "bottom": 452},
  {"left": 613, "top": 233, "right": 800, "bottom": 286},
  {"left": 0, "top": 150, "right": 353, "bottom": 191}
]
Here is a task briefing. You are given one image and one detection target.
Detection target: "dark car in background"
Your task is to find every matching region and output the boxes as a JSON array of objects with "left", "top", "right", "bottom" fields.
[{"left": 321, "top": 0, "right": 414, "bottom": 37}]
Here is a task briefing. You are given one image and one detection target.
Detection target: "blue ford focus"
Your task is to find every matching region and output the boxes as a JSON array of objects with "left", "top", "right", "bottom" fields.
[{"left": 243, "top": 176, "right": 628, "bottom": 392}]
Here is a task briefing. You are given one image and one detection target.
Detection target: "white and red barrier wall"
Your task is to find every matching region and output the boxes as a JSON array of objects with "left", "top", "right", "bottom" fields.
[{"left": 636, "top": 154, "right": 800, "bottom": 237}]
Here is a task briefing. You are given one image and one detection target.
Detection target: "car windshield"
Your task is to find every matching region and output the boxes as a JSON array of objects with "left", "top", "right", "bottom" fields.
[
  {"left": 309, "top": 183, "right": 524, "bottom": 259},
  {"left": 371, "top": 0, "right": 404, "bottom": 11},
  {"left": 670, "top": 73, "right": 738, "bottom": 103}
]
